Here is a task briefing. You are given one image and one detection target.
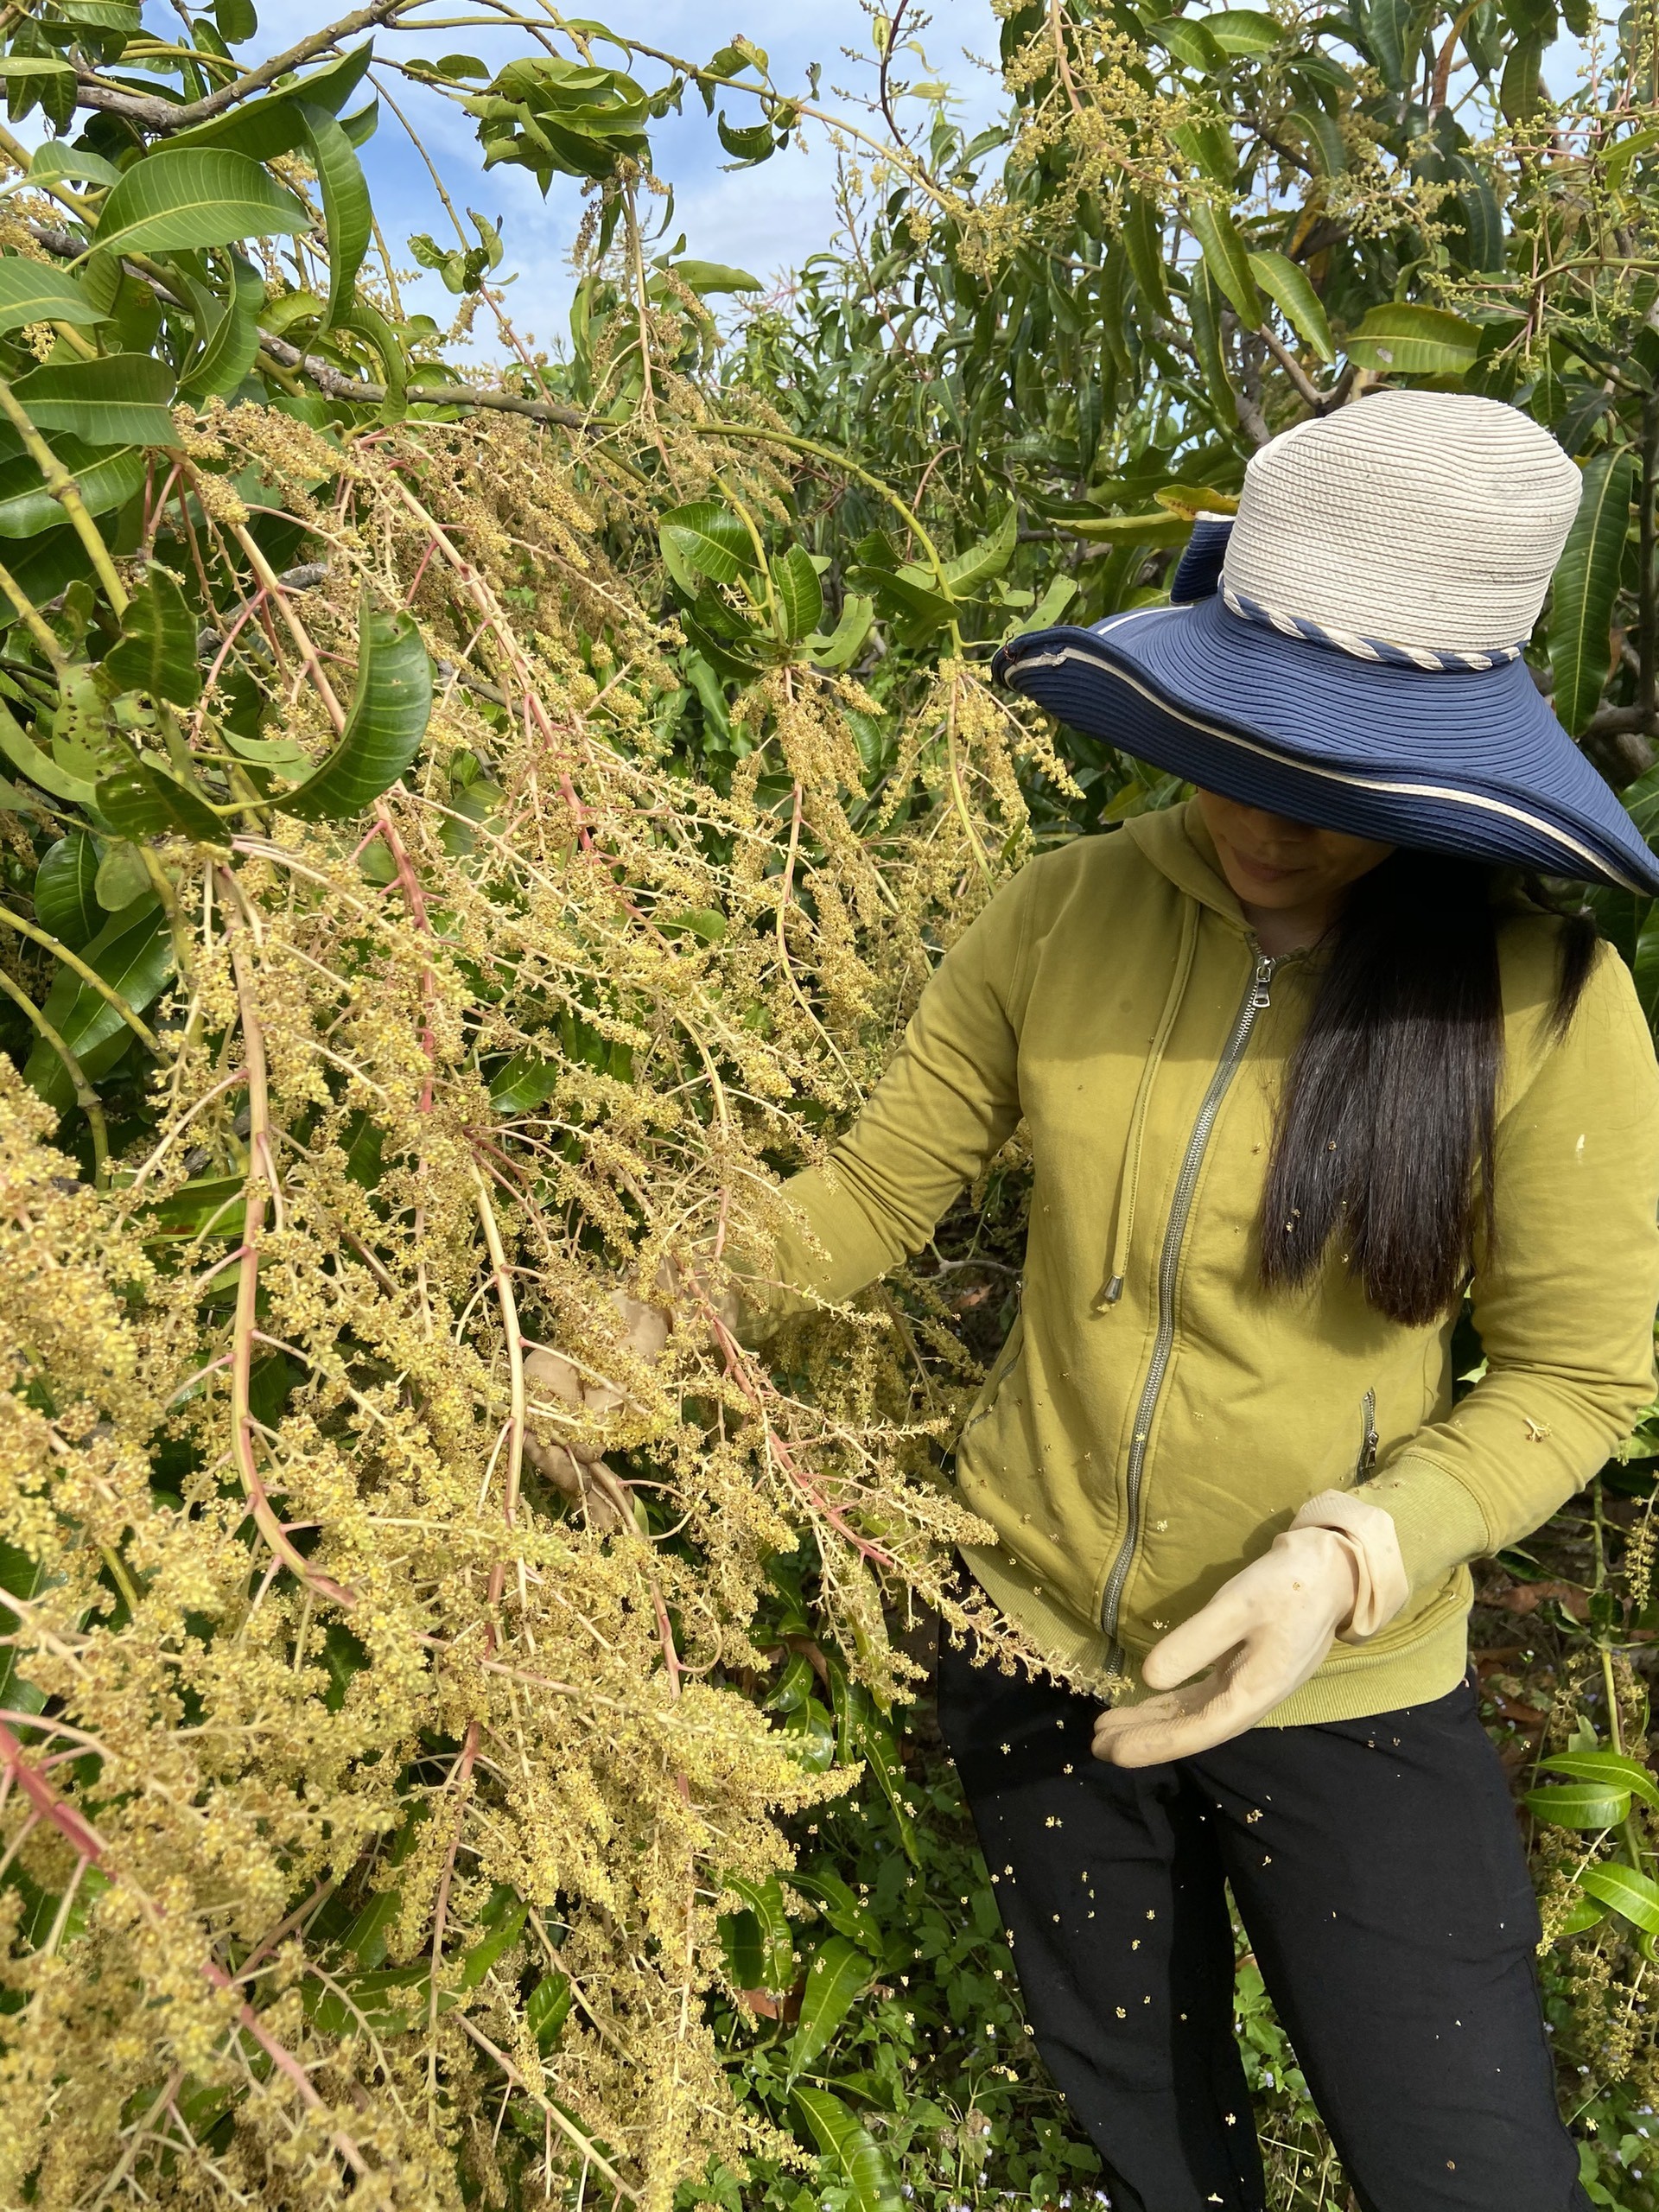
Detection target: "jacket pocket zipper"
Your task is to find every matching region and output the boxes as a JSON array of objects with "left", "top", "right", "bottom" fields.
[{"left": 1357, "top": 1389, "right": 1379, "bottom": 1483}]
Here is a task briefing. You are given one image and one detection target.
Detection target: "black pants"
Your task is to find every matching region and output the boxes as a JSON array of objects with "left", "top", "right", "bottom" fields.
[{"left": 938, "top": 1630, "right": 1589, "bottom": 2212}]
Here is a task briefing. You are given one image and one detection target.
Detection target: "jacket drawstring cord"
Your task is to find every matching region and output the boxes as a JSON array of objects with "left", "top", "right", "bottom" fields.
[{"left": 1096, "top": 894, "right": 1200, "bottom": 1311}]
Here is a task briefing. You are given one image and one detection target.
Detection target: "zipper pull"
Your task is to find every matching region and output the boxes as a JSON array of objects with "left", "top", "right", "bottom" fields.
[{"left": 1250, "top": 954, "right": 1276, "bottom": 1009}]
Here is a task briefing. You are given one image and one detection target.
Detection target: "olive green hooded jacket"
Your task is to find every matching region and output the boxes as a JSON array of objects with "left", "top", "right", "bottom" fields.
[{"left": 747, "top": 801, "right": 1659, "bottom": 1721}]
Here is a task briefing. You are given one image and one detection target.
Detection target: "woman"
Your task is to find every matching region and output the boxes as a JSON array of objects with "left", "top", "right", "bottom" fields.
[{"left": 535, "top": 393, "right": 1659, "bottom": 2210}]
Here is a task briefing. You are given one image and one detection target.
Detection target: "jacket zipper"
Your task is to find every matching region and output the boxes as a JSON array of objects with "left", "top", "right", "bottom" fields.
[
  {"left": 1098, "top": 943, "right": 1279, "bottom": 1669},
  {"left": 1357, "top": 1388, "right": 1379, "bottom": 1483}
]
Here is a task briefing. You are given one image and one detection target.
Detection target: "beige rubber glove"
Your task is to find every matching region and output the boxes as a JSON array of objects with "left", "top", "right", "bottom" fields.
[
  {"left": 1090, "top": 1490, "right": 1408, "bottom": 1768},
  {"left": 522, "top": 1290, "right": 668, "bottom": 1533}
]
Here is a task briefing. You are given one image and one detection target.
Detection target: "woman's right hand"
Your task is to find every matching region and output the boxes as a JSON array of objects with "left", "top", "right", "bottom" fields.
[
  {"left": 522, "top": 1290, "right": 668, "bottom": 1532},
  {"left": 520, "top": 1262, "right": 742, "bottom": 1528}
]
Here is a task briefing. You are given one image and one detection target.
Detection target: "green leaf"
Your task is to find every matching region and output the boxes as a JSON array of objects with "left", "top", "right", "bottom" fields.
[
  {"left": 1122, "top": 194, "right": 1170, "bottom": 316},
  {"left": 1149, "top": 16, "right": 1227, "bottom": 70},
  {"left": 1548, "top": 451, "right": 1633, "bottom": 735},
  {"left": 96, "top": 759, "right": 225, "bottom": 843},
  {"left": 25, "top": 143, "right": 123, "bottom": 193},
  {"left": 179, "top": 251, "right": 264, "bottom": 399},
  {"left": 1010, "top": 575, "right": 1078, "bottom": 634},
  {"left": 0, "top": 257, "right": 110, "bottom": 334},
  {"left": 1064, "top": 511, "right": 1192, "bottom": 546},
  {"left": 1247, "top": 249, "right": 1336, "bottom": 364},
  {"left": 1500, "top": 30, "right": 1546, "bottom": 121},
  {"left": 1524, "top": 1783, "right": 1632, "bottom": 1830},
  {"left": 213, "top": 0, "right": 257, "bottom": 38},
  {"left": 0, "top": 692, "right": 94, "bottom": 805},
  {"left": 1186, "top": 200, "right": 1263, "bottom": 325},
  {"left": 1345, "top": 303, "right": 1481, "bottom": 375},
  {"left": 296, "top": 100, "right": 371, "bottom": 328},
  {"left": 1358, "top": 0, "right": 1420, "bottom": 92},
  {"left": 279, "top": 597, "right": 434, "bottom": 820},
  {"left": 1539, "top": 1748, "right": 1659, "bottom": 1815},
  {"left": 1579, "top": 1860, "right": 1659, "bottom": 1936},
  {"left": 526, "top": 1970, "right": 572, "bottom": 2052},
  {"left": 10, "top": 353, "right": 177, "bottom": 447},
  {"left": 943, "top": 503, "right": 1019, "bottom": 594},
  {"left": 715, "top": 111, "right": 778, "bottom": 163},
  {"left": 806, "top": 593, "right": 874, "bottom": 671},
  {"left": 787, "top": 1935, "right": 875, "bottom": 2076},
  {"left": 724, "top": 1873, "right": 793, "bottom": 1993},
  {"left": 0, "top": 439, "right": 146, "bottom": 539},
  {"left": 791, "top": 2088, "right": 904, "bottom": 2212},
  {"left": 658, "top": 500, "right": 757, "bottom": 589},
  {"left": 105, "top": 567, "right": 201, "bottom": 705},
  {"left": 489, "top": 1050, "right": 559, "bottom": 1113},
  {"left": 23, "top": 897, "right": 171, "bottom": 1112},
  {"left": 844, "top": 563, "right": 956, "bottom": 634},
  {"left": 663, "top": 258, "right": 763, "bottom": 295},
  {"left": 92, "top": 147, "right": 310, "bottom": 258},
  {"left": 93, "top": 840, "right": 150, "bottom": 912},
  {"left": 1554, "top": 1891, "right": 1608, "bottom": 1938},
  {"left": 771, "top": 543, "right": 823, "bottom": 640},
  {"left": 720, "top": 1907, "right": 767, "bottom": 1992},
  {"left": 1205, "top": 9, "right": 1281, "bottom": 49},
  {"left": 788, "top": 1868, "right": 888, "bottom": 1963},
  {"left": 34, "top": 831, "right": 102, "bottom": 950}
]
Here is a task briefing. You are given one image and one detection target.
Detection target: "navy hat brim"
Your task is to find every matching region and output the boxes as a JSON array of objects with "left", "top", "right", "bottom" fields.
[{"left": 994, "top": 596, "right": 1659, "bottom": 895}]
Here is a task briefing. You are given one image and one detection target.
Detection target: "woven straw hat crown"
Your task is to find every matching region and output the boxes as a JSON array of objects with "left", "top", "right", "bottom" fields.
[{"left": 1220, "top": 390, "right": 1584, "bottom": 658}]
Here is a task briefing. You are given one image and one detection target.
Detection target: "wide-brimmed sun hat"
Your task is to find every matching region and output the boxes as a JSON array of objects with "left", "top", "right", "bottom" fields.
[{"left": 993, "top": 389, "right": 1659, "bottom": 894}]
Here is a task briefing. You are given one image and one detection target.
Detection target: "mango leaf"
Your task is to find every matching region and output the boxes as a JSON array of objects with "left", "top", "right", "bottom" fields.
[
  {"left": 96, "top": 759, "right": 224, "bottom": 842},
  {"left": 92, "top": 147, "right": 310, "bottom": 258},
  {"left": 1548, "top": 451, "right": 1633, "bottom": 735},
  {"left": 214, "top": 0, "right": 257, "bottom": 39},
  {"left": 23, "top": 897, "right": 172, "bottom": 1112},
  {"left": 1554, "top": 1891, "right": 1608, "bottom": 1938},
  {"left": 179, "top": 251, "right": 264, "bottom": 399},
  {"left": 806, "top": 593, "right": 874, "bottom": 671},
  {"left": 489, "top": 1050, "right": 559, "bottom": 1113},
  {"left": 1357, "top": 0, "right": 1420, "bottom": 91},
  {"left": 1122, "top": 194, "right": 1170, "bottom": 315},
  {"left": 943, "top": 504, "right": 1019, "bottom": 594},
  {"left": 341, "top": 1890, "right": 399, "bottom": 1967},
  {"left": 659, "top": 500, "right": 757, "bottom": 590},
  {"left": 1539, "top": 1747, "right": 1659, "bottom": 1815},
  {"left": 279, "top": 599, "right": 433, "bottom": 820},
  {"left": 1205, "top": 9, "right": 1281, "bottom": 48},
  {"left": 26, "top": 143, "right": 123, "bottom": 191},
  {"left": 771, "top": 543, "right": 823, "bottom": 640},
  {"left": 10, "top": 353, "right": 177, "bottom": 447},
  {"left": 715, "top": 111, "right": 778, "bottom": 163},
  {"left": 1524, "top": 1783, "right": 1631, "bottom": 1830},
  {"left": 0, "top": 693, "right": 94, "bottom": 805},
  {"left": 661, "top": 258, "right": 763, "bottom": 295},
  {"left": 791, "top": 2088, "right": 904, "bottom": 2212},
  {"left": 0, "top": 440, "right": 146, "bottom": 539},
  {"left": 0, "top": 257, "right": 109, "bottom": 334},
  {"left": 724, "top": 1872, "right": 794, "bottom": 1993},
  {"left": 34, "top": 830, "right": 102, "bottom": 950},
  {"left": 844, "top": 562, "right": 956, "bottom": 634},
  {"left": 787, "top": 1935, "right": 874, "bottom": 2076},
  {"left": 1065, "top": 511, "right": 1192, "bottom": 546},
  {"left": 1500, "top": 30, "right": 1546, "bottom": 121},
  {"left": 1580, "top": 1860, "right": 1659, "bottom": 1936},
  {"left": 788, "top": 1868, "right": 888, "bottom": 1963},
  {"left": 1008, "top": 575, "right": 1077, "bottom": 635},
  {"left": 1248, "top": 249, "right": 1336, "bottom": 363},
  {"left": 296, "top": 100, "right": 371, "bottom": 327},
  {"left": 720, "top": 1907, "right": 767, "bottom": 1992},
  {"left": 1149, "top": 16, "right": 1227, "bottom": 70},
  {"left": 526, "top": 1970, "right": 572, "bottom": 2052},
  {"left": 1186, "top": 200, "right": 1263, "bottom": 324},
  {"left": 94, "top": 841, "right": 150, "bottom": 912},
  {"left": 105, "top": 567, "right": 201, "bottom": 705},
  {"left": 1345, "top": 303, "right": 1481, "bottom": 374}
]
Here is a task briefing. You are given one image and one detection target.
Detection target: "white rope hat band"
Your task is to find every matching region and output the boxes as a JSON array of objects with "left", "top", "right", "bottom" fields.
[{"left": 1218, "top": 582, "right": 1525, "bottom": 673}]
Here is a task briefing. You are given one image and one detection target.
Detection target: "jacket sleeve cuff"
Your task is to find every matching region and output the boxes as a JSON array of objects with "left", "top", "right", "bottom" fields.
[
  {"left": 726, "top": 1167, "right": 894, "bottom": 1344},
  {"left": 1349, "top": 1455, "right": 1492, "bottom": 1593}
]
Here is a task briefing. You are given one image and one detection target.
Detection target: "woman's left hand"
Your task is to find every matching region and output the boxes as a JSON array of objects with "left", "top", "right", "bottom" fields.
[{"left": 1090, "top": 1526, "right": 1362, "bottom": 1767}]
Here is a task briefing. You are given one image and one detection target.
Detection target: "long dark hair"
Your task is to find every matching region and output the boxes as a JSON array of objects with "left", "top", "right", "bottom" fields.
[{"left": 1260, "top": 849, "right": 1599, "bottom": 1326}]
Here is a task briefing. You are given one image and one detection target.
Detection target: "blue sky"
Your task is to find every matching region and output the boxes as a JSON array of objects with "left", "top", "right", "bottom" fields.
[{"left": 261, "top": 1, "right": 1005, "bottom": 361}]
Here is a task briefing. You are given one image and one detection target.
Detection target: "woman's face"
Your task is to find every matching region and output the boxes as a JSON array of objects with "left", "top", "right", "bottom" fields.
[{"left": 1196, "top": 789, "right": 1395, "bottom": 931}]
